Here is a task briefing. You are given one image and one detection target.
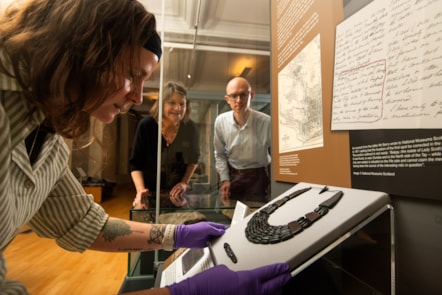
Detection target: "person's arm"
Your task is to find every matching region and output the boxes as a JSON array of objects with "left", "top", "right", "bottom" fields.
[
  {"left": 180, "top": 163, "right": 197, "bottom": 186},
  {"left": 89, "top": 219, "right": 227, "bottom": 252},
  {"left": 89, "top": 217, "right": 172, "bottom": 252},
  {"left": 122, "top": 263, "right": 292, "bottom": 295},
  {"left": 213, "top": 117, "right": 230, "bottom": 182},
  {"left": 213, "top": 118, "right": 232, "bottom": 200},
  {"left": 169, "top": 163, "right": 197, "bottom": 195},
  {"left": 122, "top": 289, "right": 171, "bottom": 295},
  {"left": 131, "top": 170, "right": 150, "bottom": 208},
  {"left": 178, "top": 120, "right": 200, "bottom": 187},
  {"left": 168, "top": 263, "right": 291, "bottom": 295},
  {"left": 129, "top": 116, "right": 158, "bottom": 208},
  {"left": 170, "top": 121, "right": 200, "bottom": 206},
  {"left": 220, "top": 180, "right": 231, "bottom": 202},
  {"left": 131, "top": 170, "right": 146, "bottom": 193},
  {"left": 169, "top": 163, "right": 198, "bottom": 207}
]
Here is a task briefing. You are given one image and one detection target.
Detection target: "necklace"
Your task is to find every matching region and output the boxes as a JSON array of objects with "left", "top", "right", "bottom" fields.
[
  {"left": 161, "top": 123, "right": 180, "bottom": 147},
  {"left": 244, "top": 187, "right": 343, "bottom": 244}
]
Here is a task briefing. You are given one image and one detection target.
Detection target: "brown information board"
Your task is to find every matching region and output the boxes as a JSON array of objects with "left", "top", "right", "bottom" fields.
[{"left": 271, "top": 0, "right": 351, "bottom": 186}]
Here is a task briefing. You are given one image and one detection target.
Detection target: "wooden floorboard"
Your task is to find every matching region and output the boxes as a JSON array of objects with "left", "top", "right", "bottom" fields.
[{"left": 4, "top": 182, "right": 137, "bottom": 295}]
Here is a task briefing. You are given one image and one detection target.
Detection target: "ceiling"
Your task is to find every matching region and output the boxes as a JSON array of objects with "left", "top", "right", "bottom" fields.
[
  {"left": 133, "top": 0, "right": 355, "bottom": 117},
  {"left": 137, "top": 0, "right": 272, "bottom": 102},
  {"left": 134, "top": 0, "right": 356, "bottom": 122},
  {"left": 136, "top": 0, "right": 356, "bottom": 94}
]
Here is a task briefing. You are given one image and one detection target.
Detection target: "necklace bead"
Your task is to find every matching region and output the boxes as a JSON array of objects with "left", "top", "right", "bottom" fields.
[{"left": 245, "top": 187, "right": 343, "bottom": 244}]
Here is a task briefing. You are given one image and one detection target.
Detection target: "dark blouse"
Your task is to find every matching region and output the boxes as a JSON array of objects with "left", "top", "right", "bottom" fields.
[{"left": 129, "top": 115, "right": 200, "bottom": 191}]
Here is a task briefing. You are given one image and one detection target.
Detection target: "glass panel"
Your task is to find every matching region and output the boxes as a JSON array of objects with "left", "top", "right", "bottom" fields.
[
  {"left": 126, "top": 0, "right": 271, "bottom": 278},
  {"left": 127, "top": 204, "right": 260, "bottom": 277},
  {"left": 156, "top": 0, "right": 272, "bottom": 211}
]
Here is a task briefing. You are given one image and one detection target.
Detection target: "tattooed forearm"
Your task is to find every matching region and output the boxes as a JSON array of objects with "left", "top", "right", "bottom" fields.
[
  {"left": 148, "top": 225, "right": 166, "bottom": 245},
  {"left": 117, "top": 247, "right": 157, "bottom": 251},
  {"left": 102, "top": 219, "right": 132, "bottom": 242}
]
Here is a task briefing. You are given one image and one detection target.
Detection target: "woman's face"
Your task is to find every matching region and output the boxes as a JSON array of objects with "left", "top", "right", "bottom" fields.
[
  {"left": 163, "top": 92, "right": 187, "bottom": 124},
  {"left": 91, "top": 47, "right": 158, "bottom": 123}
]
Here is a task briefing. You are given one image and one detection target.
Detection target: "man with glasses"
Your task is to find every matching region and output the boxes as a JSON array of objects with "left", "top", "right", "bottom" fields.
[{"left": 214, "top": 77, "right": 271, "bottom": 205}]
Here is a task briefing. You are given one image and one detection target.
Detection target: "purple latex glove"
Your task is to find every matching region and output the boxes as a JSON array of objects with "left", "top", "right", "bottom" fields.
[
  {"left": 174, "top": 222, "right": 228, "bottom": 249},
  {"left": 168, "top": 263, "right": 291, "bottom": 295}
]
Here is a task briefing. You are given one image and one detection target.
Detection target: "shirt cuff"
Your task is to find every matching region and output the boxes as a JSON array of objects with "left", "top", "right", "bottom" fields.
[{"left": 162, "top": 224, "right": 176, "bottom": 251}]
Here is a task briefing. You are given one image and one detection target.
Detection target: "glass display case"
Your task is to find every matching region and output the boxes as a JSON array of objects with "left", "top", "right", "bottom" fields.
[
  {"left": 119, "top": 194, "right": 394, "bottom": 295},
  {"left": 118, "top": 192, "right": 262, "bottom": 293}
]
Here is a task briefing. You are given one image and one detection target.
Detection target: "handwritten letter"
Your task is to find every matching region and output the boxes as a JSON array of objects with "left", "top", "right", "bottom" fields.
[{"left": 332, "top": 0, "right": 442, "bottom": 130}]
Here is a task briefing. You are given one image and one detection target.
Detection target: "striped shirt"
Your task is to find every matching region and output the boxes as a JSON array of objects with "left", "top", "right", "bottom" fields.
[{"left": 0, "top": 71, "right": 109, "bottom": 294}]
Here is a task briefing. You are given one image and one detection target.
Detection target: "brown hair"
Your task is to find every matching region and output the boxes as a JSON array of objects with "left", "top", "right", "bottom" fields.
[
  {"left": 0, "top": 0, "right": 157, "bottom": 140},
  {"left": 150, "top": 80, "right": 192, "bottom": 123}
]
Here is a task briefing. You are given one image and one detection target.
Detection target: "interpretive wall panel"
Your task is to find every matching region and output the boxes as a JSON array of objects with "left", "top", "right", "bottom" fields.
[
  {"left": 332, "top": 0, "right": 442, "bottom": 130},
  {"left": 331, "top": 0, "right": 442, "bottom": 200},
  {"left": 271, "top": 0, "right": 350, "bottom": 186}
]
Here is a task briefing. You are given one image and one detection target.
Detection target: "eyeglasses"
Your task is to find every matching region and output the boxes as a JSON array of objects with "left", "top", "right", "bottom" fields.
[{"left": 226, "top": 92, "right": 250, "bottom": 101}]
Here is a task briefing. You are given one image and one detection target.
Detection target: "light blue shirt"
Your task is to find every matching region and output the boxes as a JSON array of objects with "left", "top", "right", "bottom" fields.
[{"left": 214, "top": 109, "right": 271, "bottom": 182}]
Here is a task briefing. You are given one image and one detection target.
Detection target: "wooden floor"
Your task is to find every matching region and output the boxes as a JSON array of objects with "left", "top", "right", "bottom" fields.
[{"left": 4, "top": 182, "right": 137, "bottom": 295}]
